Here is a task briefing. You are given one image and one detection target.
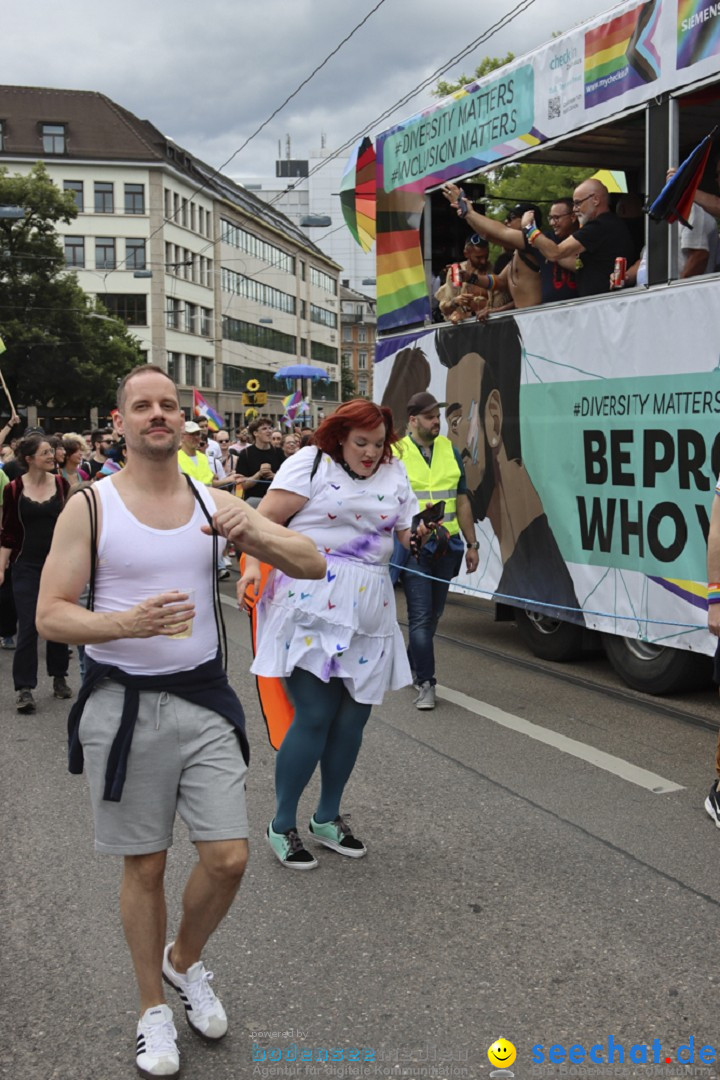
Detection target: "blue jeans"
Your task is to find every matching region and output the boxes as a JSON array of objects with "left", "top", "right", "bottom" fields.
[{"left": 403, "top": 537, "right": 464, "bottom": 687}]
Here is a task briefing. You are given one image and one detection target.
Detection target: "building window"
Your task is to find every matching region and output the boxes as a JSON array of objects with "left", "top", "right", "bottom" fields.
[
  {"left": 201, "top": 358, "right": 213, "bottom": 388},
  {"left": 102, "top": 294, "right": 147, "bottom": 325},
  {"left": 0, "top": 120, "right": 4, "bottom": 151},
  {"left": 358, "top": 352, "right": 368, "bottom": 370},
  {"left": 167, "top": 352, "right": 181, "bottom": 382},
  {"left": 185, "top": 302, "right": 196, "bottom": 334},
  {"left": 64, "top": 236, "right": 85, "bottom": 268},
  {"left": 358, "top": 327, "right": 367, "bottom": 343},
  {"left": 310, "top": 303, "right": 337, "bottom": 329},
  {"left": 94, "top": 182, "right": 114, "bottom": 214},
  {"left": 200, "top": 308, "right": 212, "bottom": 337},
  {"left": 166, "top": 297, "right": 182, "bottom": 330},
  {"left": 222, "top": 364, "right": 277, "bottom": 393},
  {"left": 342, "top": 326, "right": 352, "bottom": 342},
  {"left": 221, "top": 267, "right": 296, "bottom": 314},
  {"left": 310, "top": 266, "right": 337, "bottom": 294},
  {"left": 42, "top": 123, "right": 66, "bottom": 154},
  {"left": 341, "top": 352, "right": 352, "bottom": 369},
  {"left": 299, "top": 260, "right": 306, "bottom": 281},
  {"left": 222, "top": 315, "right": 298, "bottom": 357},
  {"left": 95, "top": 237, "right": 116, "bottom": 270},
  {"left": 64, "top": 181, "right": 83, "bottom": 211},
  {"left": 220, "top": 219, "right": 295, "bottom": 274},
  {"left": 310, "top": 341, "right": 339, "bottom": 365},
  {"left": 358, "top": 376, "right": 369, "bottom": 396},
  {"left": 124, "top": 184, "right": 145, "bottom": 215},
  {"left": 164, "top": 189, "right": 172, "bottom": 219},
  {"left": 184, "top": 355, "right": 197, "bottom": 385},
  {"left": 181, "top": 199, "right": 188, "bottom": 228},
  {"left": 126, "top": 238, "right": 146, "bottom": 270}
]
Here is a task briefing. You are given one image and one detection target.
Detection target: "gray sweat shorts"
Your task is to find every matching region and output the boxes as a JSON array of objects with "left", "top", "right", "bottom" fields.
[{"left": 78, "top": 680, "right": 249, "bottom": 855}]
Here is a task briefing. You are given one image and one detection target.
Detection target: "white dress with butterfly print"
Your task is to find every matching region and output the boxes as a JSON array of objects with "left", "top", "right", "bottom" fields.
[{"left": 251, "top": 446, "right": 418, "bottom": 704}]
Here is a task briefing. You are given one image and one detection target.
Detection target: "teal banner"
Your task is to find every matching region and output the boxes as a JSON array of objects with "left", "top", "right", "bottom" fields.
[
  {"left": 382, "top": 66, "right": 535, "bottom": 193},
  {"left": 520, "top": 373, "right": 720, "bottom": 580}
]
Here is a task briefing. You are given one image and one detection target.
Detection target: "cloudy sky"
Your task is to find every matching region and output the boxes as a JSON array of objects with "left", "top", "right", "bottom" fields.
[{"left": 6, "top": 0, "right": 613, "bottom": 183}]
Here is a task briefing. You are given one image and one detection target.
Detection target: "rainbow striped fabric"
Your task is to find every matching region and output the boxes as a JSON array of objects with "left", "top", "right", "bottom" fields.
[{"left": 584, "top": 0, "right": 661, "bottom": 108}]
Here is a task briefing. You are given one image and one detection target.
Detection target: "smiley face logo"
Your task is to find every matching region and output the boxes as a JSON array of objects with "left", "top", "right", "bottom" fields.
[{"left": 488, "top": 1039, "right": 516, "bottom": 1069}]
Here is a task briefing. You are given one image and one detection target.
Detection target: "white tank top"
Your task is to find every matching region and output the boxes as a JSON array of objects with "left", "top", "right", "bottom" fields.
[{"left": 85, "top": 476, "right": 219, "bottom": 675}]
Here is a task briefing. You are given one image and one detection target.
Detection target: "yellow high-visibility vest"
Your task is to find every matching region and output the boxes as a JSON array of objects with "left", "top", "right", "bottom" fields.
[{"left": 394, "top": 434, "right": 460, "bottom": 536}]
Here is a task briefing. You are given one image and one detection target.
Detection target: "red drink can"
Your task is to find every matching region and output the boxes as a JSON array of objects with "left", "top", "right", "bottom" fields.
[
  {"left": 612, "top": 256, "right": 627, "bottom": 288},
  {"left": 450, "top": 263, "right": 461, "bottom": 287}
]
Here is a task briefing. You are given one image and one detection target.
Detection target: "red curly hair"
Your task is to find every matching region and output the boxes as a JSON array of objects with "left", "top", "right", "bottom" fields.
[{"left": 312, "top": 399, "right": 399, "bottom": 463}]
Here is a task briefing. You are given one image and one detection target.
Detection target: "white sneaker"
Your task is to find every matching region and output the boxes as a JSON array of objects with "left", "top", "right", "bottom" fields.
[
  {"left": 136, "top": 1004, "right": 179, "bottom": 1078},
  {"left": 415, "top": 682, "right": 436, "bottom": 710},
  {"left": 162, "top": 943, "right": 228, "bottom": 1040}
]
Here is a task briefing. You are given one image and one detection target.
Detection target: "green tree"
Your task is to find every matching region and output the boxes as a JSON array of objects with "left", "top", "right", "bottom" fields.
[
  {"left": 434, "top": 52, "right": 516, "bottom": 99},
  {"left": 341, "top": 365, "right": 357, "bottom": 401},
  {"left": 0, "top": 163, "right": 143, "bottom": 415}
]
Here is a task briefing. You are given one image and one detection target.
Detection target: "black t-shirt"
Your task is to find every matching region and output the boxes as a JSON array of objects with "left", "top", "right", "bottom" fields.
[
  {"left": 573, "top": 212, "right": 635, "bottom": 298},
  {"left": 17, "top": 490, "right": 63, "bottom": 565},
  {"left": 234, "top": 444, "right": 286, "bottom": 496},
  {"left": 541, "top": 234, "right": 578, "bottom": 303},
  {"left": 88, "top": 458, "right": 106, "bottom": 480}
]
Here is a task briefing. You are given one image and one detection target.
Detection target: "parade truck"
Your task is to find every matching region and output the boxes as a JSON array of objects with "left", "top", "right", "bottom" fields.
[{"left": 369, "top": 0, "right": 720, "bottom": 693}]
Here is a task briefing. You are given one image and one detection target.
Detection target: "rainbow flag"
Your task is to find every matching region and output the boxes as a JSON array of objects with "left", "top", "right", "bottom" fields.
[
  {"left": 584, "top": 0, "right": 660, "bottom": 109},
  {"left": 193, "top": 388, "right": 223, "bottom": 432},
  {"left": 282, "top": 390, "right": 304, "bottom": 423}
]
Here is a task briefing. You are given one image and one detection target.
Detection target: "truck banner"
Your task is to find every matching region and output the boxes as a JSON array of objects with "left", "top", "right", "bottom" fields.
[{"left": 374, "top": 280, "right": 719, "bottom": 654}]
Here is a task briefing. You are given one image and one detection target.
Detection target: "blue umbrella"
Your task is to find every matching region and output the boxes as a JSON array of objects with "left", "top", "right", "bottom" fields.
[{"left": 273, "top": 364, "right": 329, "bottom": 380}]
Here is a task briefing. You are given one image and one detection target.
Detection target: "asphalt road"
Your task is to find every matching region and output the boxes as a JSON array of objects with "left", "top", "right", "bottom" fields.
[{"left": 3, "top": 585, "right": 720, "bottom": 1080}]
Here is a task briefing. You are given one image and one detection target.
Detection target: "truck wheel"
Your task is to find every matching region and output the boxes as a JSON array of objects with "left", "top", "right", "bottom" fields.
[
  {"left": 601, "top": 634, "right": 712, "bottom": 695},
  {"left": 514, "top": 609, "right": 585, "bottom": 661}
]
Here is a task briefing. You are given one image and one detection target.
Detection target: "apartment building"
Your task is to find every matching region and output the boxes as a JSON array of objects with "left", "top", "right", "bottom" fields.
[
  {"left": 0, "top": 86, "right": 342, "bottom": 426},
  {"left": 340, "top": 283, "right": 376, "bottom": 400}
]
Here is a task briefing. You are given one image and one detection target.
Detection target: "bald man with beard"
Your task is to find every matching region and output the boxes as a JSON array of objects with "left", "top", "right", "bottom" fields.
[{"left": 520, "top": 179, "right": 635, "bottom": 298}]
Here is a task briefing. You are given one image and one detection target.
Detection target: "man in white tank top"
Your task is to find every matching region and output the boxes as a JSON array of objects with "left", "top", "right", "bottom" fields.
[{"left": 37, "top": 365, "right": 325, "bottom": 1079}]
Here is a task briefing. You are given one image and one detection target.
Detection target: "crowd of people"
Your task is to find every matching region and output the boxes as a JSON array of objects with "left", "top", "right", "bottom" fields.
[
  {"left": 0, "top": 412, "right": 314, "bottom": 696},
  {"left": 435, "top": 173, "right": 720, "bottom": 323}
]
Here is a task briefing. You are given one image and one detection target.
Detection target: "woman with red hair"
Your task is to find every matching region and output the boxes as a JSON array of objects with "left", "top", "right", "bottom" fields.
[{"left": 240, "top": 399, "right": 420, "bottom": 869}]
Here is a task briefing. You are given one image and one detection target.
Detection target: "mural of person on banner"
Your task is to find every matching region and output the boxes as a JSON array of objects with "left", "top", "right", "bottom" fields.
[{"left": 436, "top": 320, "right": 584, "bottom": 624}]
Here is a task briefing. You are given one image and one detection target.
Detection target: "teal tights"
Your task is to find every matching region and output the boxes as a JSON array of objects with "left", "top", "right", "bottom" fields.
[{"left": 273, "top": 668, "right": 372, "bottom": 833}]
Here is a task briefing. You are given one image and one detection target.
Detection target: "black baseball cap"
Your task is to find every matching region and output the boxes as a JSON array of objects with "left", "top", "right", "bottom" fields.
[{"left": 407, "top": 392, "right": 445, "bottom": 416}]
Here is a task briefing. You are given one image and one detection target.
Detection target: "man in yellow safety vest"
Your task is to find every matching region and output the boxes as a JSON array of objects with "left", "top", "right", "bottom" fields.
[{"left": 394, "top": 392, "right": 480, "bottom": 710}]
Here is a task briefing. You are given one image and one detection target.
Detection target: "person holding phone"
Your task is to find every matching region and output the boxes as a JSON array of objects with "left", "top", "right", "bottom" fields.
[{"left": 393, "top": 392, "right": 480, "bottom": 711}]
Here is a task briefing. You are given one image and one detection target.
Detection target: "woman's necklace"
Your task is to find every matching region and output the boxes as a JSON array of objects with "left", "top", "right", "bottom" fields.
[{"left": 340, "top": 460, "right": 370, "bottom": 481}]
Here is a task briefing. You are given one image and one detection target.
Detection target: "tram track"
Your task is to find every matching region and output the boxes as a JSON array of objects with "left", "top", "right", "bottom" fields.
[{"left": 397, "top": 614, "right": 720, "bottom": 735}]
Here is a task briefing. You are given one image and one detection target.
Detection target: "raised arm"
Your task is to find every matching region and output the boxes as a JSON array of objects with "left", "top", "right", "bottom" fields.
[
  {"left": 208, "top": 489, "right": 324, "bottom": 585},
  {"left": 520, "top": 209, "right": 583, "bottom": 267},
  {"left": 443, "top": 183, "right": 525, "bottom": 250}
]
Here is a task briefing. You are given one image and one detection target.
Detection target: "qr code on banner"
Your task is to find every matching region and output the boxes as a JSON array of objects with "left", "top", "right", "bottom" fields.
[{"left": 548, "top": 96, "right": 561, "bottom": 119}]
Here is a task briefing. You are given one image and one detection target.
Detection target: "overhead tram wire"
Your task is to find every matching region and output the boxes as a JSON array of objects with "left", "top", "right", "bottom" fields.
[
  {"left": 266, "top": 0, "right": 539, "bottom": 211},
  {"left": 94, "top": 0, "right": 388, "bottom": 285}
]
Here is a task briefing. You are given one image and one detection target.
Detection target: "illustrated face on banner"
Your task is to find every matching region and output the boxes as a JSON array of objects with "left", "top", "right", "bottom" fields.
[{"left": 444, "top": 350, "right": 499, "bottom": 522}]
